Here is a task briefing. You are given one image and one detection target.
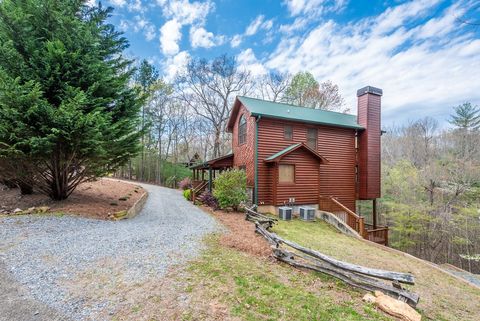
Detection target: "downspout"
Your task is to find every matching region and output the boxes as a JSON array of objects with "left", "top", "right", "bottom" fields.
[{"left": 254, "top": 115, "right": 261, "bottom": 205}]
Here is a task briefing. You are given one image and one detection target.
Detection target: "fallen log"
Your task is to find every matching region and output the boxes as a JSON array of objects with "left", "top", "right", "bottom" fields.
[
  {"left": 273, "top": 248, "right": 419, "bottom": 307},
  {"left": 269, "top": 232, "right": 415, "bottom": 285},
  {"left": 246, "top": 204, "right": 420, "bottom": 307}
]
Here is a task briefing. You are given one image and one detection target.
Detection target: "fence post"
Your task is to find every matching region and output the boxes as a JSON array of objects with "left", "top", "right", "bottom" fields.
[{"left": 358, "top": 217, "right": 366, "bottom": 239}]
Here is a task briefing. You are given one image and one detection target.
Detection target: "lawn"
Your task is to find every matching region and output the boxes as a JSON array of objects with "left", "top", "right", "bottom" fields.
[
  {"left": 271, "top": 218, "right": 480, "bottom": 321},
  {"left": 183, "top": 235, "right": 391, "bottom": 321},
  {"left": 105, "top": 210, "right": 480, "bottom": 320}
]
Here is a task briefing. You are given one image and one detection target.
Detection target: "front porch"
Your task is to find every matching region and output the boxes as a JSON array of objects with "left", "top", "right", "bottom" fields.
[{"left": 190, "top": 153, "right": 234, "bottom": 202}]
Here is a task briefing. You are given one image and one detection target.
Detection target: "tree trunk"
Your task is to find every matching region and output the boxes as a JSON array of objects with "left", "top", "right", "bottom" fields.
[
  {"left": 213, "top": 127, "right": 221, "bottom": 158},
  {"left": 18, "top": 181, "right": 33, "bottom": 195}
]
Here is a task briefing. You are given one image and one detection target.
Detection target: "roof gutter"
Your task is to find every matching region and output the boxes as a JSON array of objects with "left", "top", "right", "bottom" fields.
[
  {"left": 254, "top": 115, "right": 261, "bottom": 205},
  {"left": 249, "top": 113, "right": 364, "bottom": 130}
]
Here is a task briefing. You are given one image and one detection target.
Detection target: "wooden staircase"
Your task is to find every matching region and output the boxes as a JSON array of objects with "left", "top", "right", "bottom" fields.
[
  {"left": 319, "top": 196, "right": 389, "bottom": 245},
  {"left": 191, "top": 180, "right": 208, "bottom": 203}
]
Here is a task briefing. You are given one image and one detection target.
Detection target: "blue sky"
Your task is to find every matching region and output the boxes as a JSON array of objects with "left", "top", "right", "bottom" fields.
[{"left": 89, "top": 0, "right": 480, "bottom": 127}]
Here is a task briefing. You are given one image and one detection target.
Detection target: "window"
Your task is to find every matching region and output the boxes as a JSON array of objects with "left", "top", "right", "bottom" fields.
[
  {"left": 238, "top": 114, "right": 247, "bottom": 145},
  {"left": 307, "top": 128, "right": 318, "bottom": 150},
  {"left": 284, "top": 125, "right": 293, "bottom": 140},
  {"left": 279, "top": 164, "right": 295, "bottom": 183}
]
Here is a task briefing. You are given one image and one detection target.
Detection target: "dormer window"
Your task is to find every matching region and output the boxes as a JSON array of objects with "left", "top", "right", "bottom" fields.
[{"left": 238, "top": 114, "right": 247, "bottom": 145}]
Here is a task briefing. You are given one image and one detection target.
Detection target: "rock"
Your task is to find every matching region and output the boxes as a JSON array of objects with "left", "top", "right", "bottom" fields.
[
  {"left": 363, "top": 293, "right": 376, "bottom": 304},
  {"left": 25, "top": 207, "right": 36, "bottom": 214},
  {"left": 113, "top": 210, "right": 127, "bottom": 219},
  {"left": 374, "top": 291, "right": 421, "bottom": 321},
  {"left": 13, "top": 208, "right": 23, "bottom": 214},
  {"left": 36, "top": 206, "right": 50, "bottom": 213}
]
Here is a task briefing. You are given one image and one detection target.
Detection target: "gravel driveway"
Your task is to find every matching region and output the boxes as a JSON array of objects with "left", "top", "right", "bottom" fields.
[{"left": 0, "top": 183, "right": 219, "bottom": 321}]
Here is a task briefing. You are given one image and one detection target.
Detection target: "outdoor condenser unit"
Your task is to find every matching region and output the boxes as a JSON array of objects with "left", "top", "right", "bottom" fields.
[
  {"left": 299, "top": 207, "right": 315, "bottom": 221},
  {"left": 278, "top": 206, "right": 292, "bottom": 221}
]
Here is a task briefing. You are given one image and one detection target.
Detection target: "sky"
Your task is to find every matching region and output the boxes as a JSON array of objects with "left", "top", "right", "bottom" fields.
[{"left": 89, "top": 0, "right": 480, "bottom": 127}]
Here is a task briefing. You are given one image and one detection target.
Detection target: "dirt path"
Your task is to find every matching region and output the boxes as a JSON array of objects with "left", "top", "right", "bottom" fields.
[{"left": 0, "top": 183, "right": 219, "bottom": 320}]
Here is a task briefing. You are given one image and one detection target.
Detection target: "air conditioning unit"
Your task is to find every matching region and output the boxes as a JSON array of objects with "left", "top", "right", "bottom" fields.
[
  {"left": 278, "top": 206, "right": 292, "bottom": 221},
  {"left": 299, "top": 207, "right": 315, "bottom": 221}
]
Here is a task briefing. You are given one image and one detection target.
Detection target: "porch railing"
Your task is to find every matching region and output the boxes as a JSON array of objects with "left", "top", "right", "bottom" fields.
[
  {"left": 192, "top": 180, "right": 208, "bottom": 203},
  {"left": 319, "top": 196, "right": 388, "bottom": 245}
]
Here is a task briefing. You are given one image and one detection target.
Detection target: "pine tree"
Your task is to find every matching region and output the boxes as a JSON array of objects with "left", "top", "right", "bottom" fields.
[
  {"left": 0, "top": 0, "right": 142, "bottom": 200},
  {"left": 449, "top": 102, "right": 480, "bottom": 131}
]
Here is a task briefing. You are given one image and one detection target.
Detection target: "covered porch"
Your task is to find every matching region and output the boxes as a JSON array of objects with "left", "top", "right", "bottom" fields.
[{"left": 190, "top": 153, "right": 234, "bottom": 201}]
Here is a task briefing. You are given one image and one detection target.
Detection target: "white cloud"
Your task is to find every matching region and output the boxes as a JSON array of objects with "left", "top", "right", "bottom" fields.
[
  {"left": 159, "top": 0, "right": 213, "bottom": 25},
  {"left": 230, "top": 14, "right": 274, "bottom": 48},
  {"left": 110, "top": 0, "right": 127, "bottom": 7},
  {"left": 283, "top": 0, "right": 347, "bottom": 17},
  {"left": 245, "top": 15, "right": 273, "bottom": 36},
  {"left": 164, "top": 51, "right": 190, "bottom": 81},
  {"left": 190, "top": 27, "right": 215, "bottom": 48},
  {"left": 128, "top": 0, "right": 144, "bottom": 12},
  {"left": 231, "top": 34, "right": 242, "bottom": 48},
  {"left": 237, "top": 48, "right": 267, "bottom": 76},
  {"left": 279, "top": 17, "right": 309, "bottom": 34},
  {"left": 246, "top": 15, "right": 264, "bottom": 36},
  {"left": 267, "top": 1, "right": 480, "bottom": 125},
  {"left": 160, "top": 19, "right": 182, "bottom": 55},
  {"left": 156, "top": 0, "right": 223, "bottom": 53}
]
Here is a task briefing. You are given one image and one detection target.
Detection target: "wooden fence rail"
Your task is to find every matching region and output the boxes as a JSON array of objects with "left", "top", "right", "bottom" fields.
[{"left": 245, "top": 206, "right": 419, "bottom": 307}]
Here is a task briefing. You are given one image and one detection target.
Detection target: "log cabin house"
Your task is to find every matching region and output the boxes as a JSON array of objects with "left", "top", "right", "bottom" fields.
[{"left": 191, "top": 86, "right": 388, "bottom": 245}]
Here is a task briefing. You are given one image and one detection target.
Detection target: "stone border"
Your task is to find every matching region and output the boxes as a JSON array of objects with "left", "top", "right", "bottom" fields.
[{"left": 125, "top": 190, "right": 148, "bottom": 219}]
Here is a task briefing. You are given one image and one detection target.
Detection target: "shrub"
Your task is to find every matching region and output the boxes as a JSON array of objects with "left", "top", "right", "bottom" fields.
[
  {"left": 213, "top": 169, "right": 248, "bottom": 211},
  {"left": 179, "top": 177, "right": 193, "bottom": 190},
  {"left": 198, "top": 191, "right": 219, "bottom": 209},
  {"left": 183, "top": 189, "right": 192, "bottom": 201}
]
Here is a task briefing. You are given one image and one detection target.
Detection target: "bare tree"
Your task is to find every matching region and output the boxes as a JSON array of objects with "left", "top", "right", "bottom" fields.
[
  {"left": 257, "top": 71, "right": 291, "bottom": 102},
  {"left": 175, "top": 54, "right": 252, "bottom": 158}
]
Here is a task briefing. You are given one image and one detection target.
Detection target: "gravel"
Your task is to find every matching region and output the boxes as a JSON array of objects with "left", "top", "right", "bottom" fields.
[{"left": 0, "top": 183, "right": 219, "bottom": 320}]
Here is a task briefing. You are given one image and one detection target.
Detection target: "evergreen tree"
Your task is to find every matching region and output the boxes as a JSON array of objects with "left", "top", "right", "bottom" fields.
[
  {"left": 0, "top": 0, "right": 142, "bottom": 200},
  {"left": 449, "top": 102, "right": 480, "bottom": 131}
]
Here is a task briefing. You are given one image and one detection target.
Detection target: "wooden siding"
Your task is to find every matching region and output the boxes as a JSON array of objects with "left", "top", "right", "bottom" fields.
[
  {"left": 231, "top": 104, "right": 255, "bottom": 187},
  {"left": 357, "top": 93, "right": 381, "bottom": 199},
  {"left": 275, "top": 149, "right": 320, "bottom": 205},
  {"left": 257, "top": 117, "right": 357, "bottom": 210}
]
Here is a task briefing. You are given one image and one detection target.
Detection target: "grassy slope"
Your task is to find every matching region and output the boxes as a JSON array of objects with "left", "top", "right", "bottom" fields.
[
  {"left": 271, "top": 218, "right": 480, "bottom": 321},
  {"left": 184, "top": 236, "right": 391, "bottom": 321}
]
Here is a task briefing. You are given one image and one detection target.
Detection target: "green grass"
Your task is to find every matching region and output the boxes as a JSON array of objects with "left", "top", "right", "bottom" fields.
[
  {"left": 270, "top": 218, "right": 480, "bottom": 321},
  {"left": 184, "top": 236, "right": 390, "bottom": 321}
]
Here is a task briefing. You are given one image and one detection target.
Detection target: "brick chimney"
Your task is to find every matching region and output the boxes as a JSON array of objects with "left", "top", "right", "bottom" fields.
[{"left": 357, "top": 86, "right": 382, "bottom": 200}]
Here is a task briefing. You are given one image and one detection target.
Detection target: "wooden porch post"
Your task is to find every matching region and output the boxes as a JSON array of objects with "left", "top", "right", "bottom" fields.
[
  {"left": 202, "top": 169, "right": 205, "bottom": 181},
  {"left": 208, "top": 167, "right": 212, "bottom": 192},
  {"left": 372, "top": 199, "right": 377, "bottom": 229}
]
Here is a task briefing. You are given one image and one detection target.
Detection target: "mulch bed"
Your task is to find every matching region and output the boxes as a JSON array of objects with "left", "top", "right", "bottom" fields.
[
  {"left": 0, "top": 178, "right": 145, "bottom": 220},
  {"left": 200, "top": 206, "right": 271, "bottom": 257}
]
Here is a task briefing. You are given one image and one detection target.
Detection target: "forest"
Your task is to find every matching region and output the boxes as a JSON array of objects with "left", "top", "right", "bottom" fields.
[{"left": 118, "top": 56, "right": 480, "bottom": 273}]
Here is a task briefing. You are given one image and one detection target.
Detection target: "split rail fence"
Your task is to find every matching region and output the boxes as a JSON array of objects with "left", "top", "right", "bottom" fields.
[{"left": 245, "top": 205, "right": 420, "bottom": 307}]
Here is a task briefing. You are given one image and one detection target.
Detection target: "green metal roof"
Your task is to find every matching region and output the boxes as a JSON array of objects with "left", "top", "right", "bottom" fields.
[
  {"left": 237, "top": 96, "right": 363, "bottom": 129},
  {"left": 265, "top": 143, "right": 301, "bottom": 161}
]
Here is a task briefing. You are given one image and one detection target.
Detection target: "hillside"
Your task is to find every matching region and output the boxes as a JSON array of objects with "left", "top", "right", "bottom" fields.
[
  {"left": 110, "top": 209, "right": 480, "bottom": 321},
  {"left": 272, "top": 218, "right": 480, "bottom": 321}
]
